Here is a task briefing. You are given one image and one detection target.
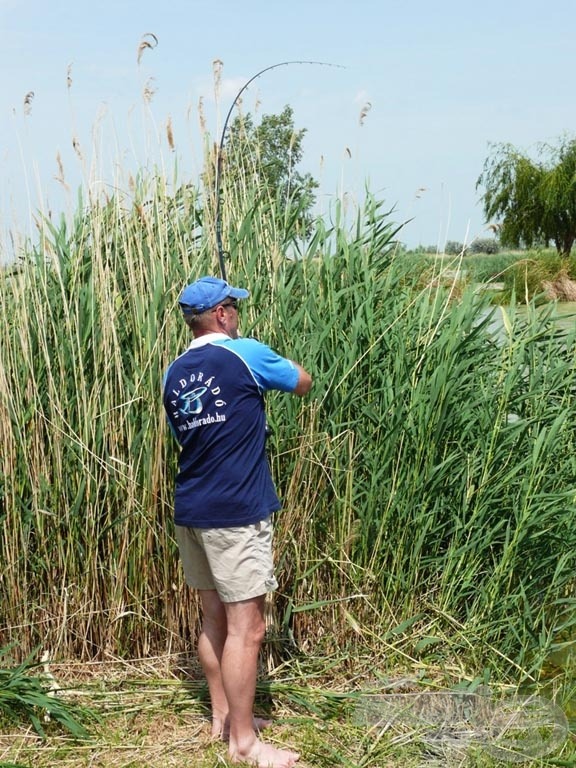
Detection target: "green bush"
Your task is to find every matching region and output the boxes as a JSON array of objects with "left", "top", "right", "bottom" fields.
[
  {"left": 469, "top": 238, "right": 500, "bottom": 254},
  {"left": 444, "top": 240, "right": 465, "bottom": 255},
  {"left": 501, "top": 251, "right": 575, "bottom": 301}
]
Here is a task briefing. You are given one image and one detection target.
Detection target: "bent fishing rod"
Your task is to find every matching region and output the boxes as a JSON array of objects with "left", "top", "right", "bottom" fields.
[{"left": 213, "top": 60, "right": 343, "bottom": 282}]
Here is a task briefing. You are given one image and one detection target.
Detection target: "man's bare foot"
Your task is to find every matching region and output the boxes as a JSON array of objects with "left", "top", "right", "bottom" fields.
[
  {"left": 211, "top": 715, "right": 272, "bottom": 741},
  {"left": 252, "top": 716, "right": 272, "bottom": 733},
  {"left": 210, "top": 716, "right": 225, "bottom": 740},
  {"left": 230, "top": 739, "right": 300, "bottom": 768}
]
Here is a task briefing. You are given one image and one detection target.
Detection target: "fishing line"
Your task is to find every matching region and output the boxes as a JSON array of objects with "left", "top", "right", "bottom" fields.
[{"left": 213, "top": 60, "right": 344, "bottom": 281}]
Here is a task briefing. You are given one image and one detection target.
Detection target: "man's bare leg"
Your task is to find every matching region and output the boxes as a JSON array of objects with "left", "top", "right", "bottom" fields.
[
  {"left": 198, "top": 590, "right": 230, "bottom": 738},
  {"left": 198, "top": 590, "right": 272, "bottom": 740},
  {"left": 223, "top": 596, "right": 299, "bottom": 768}
]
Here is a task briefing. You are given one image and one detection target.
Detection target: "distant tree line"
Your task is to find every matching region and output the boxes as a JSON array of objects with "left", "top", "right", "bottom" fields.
[
  {"left": 445, "top": 238, "right": 501, "bottom": 256},
  {"left": 408, "top": 239, "right": 501, "bottom": 256}
]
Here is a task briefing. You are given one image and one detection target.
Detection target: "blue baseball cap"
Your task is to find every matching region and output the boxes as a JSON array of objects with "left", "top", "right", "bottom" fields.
[{"left": 178, "top": 276, "right": 250, "bottom": 315}]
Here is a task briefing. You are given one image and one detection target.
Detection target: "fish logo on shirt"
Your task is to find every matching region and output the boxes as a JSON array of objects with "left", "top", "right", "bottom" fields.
[{"left": 177, "top": 386, "right": 208, "bottom": 416}]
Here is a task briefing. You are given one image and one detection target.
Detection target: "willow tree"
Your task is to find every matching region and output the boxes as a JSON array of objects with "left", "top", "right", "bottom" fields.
[{"left": 477, "top": 136, "right": 576, "bottom": 257}]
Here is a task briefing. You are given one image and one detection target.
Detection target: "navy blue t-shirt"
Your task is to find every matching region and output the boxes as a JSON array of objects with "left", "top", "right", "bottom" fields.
[{"left": 163, "top": 333, "right": 299, "bottom": 528}]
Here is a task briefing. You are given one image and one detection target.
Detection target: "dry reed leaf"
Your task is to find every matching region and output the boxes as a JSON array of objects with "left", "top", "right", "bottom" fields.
[
  {"left": 359, "top": 101, "right": 372, "bottom": 126},
  {"left": 198, "top": 97, "right": 206, "bottom": 133},
  {"left": 415, "top": 187, "right": 428, "bottom": 198},
  {"left": 143, "top": 77, "right": 156, "bottom": 103},
  {"left": 72, "top": 136, "right": 82, "bottom": 161},
  {"left": 23, "top": 91, "right": 34, "bottom": 115},
  {"left": 137, "top": 32, "right": 158, "bottom": 65},
  {"left": 547, "top": 270, "right": 576, "bottom": 301},
  {"left": 213, "top": 59, "right": 223, "bottom": 101},
  {"left": 166, "top": 117, "right": 175, "bottom": 150},
  {"left": 542, "top": 280, "right": 557, "bottom": 300},
  {"left": 54, "top": 152, "right": 69, "bottom": 190},
  {"left": 345, "top": 147, "right": 352, "bottom": 158},
  {"left": 135, "top": 204, "right": 146, "bottom": 224}
]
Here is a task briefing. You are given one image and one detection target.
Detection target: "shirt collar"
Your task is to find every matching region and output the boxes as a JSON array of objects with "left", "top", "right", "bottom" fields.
[{"left": 187, "top": 332, "right": 230, "bottom": 349}]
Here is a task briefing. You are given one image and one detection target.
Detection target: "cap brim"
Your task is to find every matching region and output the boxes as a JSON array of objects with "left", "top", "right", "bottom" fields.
[{"left": 229, "top": 286, "right": 250, "bottom": 300}]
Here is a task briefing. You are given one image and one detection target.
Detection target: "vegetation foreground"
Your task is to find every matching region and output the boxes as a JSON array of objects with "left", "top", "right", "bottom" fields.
[
  {"left": 1, "top": 167, "right": 576, "bottom": 765},
  {"left": 1, "top": 652, "right": 575, "bottom": 768}
]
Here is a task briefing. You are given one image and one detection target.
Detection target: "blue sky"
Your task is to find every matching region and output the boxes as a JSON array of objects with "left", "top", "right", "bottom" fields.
[{"left": 1, "top": 0, "right": 575, "bottom": 258}]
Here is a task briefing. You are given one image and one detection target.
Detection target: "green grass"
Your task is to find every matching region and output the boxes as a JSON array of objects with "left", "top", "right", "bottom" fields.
[
  {"left": 0, "top": 644, "right": 96, "bottom": 751},
  {"left": 401, "top": 247, "right": 570, "bottom": 290},
  {"left": 464, "top": 249, "right": 528, "bottom": 283},
  {"left": 0, "top": 653, "right": 574, "bottom": 768}
]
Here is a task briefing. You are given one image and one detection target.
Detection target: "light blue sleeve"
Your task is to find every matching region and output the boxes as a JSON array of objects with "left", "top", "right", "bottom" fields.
[{"left": 217, "top": 337, "right": 300, "bottom": 393}]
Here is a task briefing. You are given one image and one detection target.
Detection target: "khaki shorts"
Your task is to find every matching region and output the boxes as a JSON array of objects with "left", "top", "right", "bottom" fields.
[{"left": 174, "top": 517, "right": 278, "bottom": 603}]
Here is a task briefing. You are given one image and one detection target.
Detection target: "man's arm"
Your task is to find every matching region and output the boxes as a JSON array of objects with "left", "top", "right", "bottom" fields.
[{"left": 291, "top": 362, "right": 313, "bottom": 397}]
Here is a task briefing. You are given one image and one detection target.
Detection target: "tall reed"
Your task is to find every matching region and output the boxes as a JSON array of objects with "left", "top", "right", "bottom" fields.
[
  {"left": 0, "top": 175, "right": 206, "bottom": 658},
  {"left": 1, "top": 135, "right": 575, "bottom": 682}
]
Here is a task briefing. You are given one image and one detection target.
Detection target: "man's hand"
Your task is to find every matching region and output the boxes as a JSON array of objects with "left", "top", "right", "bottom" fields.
[{"left": 292, "top": 363, "right": 312, "bottom": 396}]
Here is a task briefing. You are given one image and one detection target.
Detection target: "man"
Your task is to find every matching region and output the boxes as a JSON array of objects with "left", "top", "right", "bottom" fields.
[{"left": 163, "top": 276, "right": 312, "bottom": 768}]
